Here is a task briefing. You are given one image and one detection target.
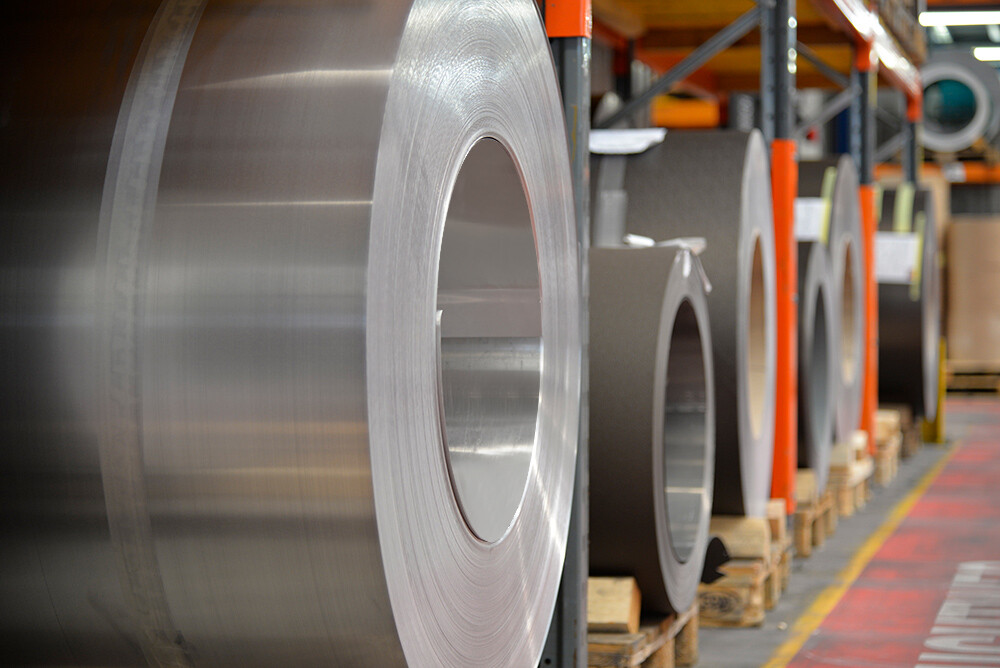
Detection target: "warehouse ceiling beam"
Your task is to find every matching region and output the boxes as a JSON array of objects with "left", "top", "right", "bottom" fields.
[{"left": 595, "top": 2, "right": 770, "bottom": 129}]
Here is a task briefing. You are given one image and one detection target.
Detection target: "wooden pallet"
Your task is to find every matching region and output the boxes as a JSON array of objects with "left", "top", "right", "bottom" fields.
[
  {"left": 763, "top": 499, "right": 792, "bottom": 610},
  {"left": 587, "top": 602, "right": 699, "bottom": 668},
  {"left": 697, "top": 504, "right": 790, "bottom": 627},
  {"left": 828, "top": 431, "right": 875, "bottom": 516},
  {"left": 765, "top": 536, "right": 794, "bottom": 611},
  {"left": 881, "top": 404, "right": 920, "bottom": 458},
  {"left": 793, "top": 470, "right": 838, "bottom": 558},
  {"left": 875, "top": 432, "right": 901, "bottom": 487},
  {"left": 698, "top": 558, "right": 768, "bottom": 628},
  {"left": 948, "top": 370, "right": 1000, "bottom": 394}
]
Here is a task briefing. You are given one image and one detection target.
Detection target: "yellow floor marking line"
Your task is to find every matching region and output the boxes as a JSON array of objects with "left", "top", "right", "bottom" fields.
[{"left": 762, "top": 444, "right": 960, "bottom": 668}]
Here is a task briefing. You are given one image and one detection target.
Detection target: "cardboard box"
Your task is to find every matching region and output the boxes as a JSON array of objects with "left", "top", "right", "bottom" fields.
[{"left": 947, "top": 216, "right": 1000, "bottom": 369}]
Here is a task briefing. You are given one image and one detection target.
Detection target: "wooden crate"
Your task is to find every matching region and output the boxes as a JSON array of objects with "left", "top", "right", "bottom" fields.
[
  {"left": 587, "top": 602, "right": 699, "bottom": 668},
  {"left": 793, "top": 470, "right": 838, "bottom": 558}
]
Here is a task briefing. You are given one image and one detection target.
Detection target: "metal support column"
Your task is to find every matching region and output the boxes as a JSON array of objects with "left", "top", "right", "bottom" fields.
[
  {"left": 543, "top": 1, "right": 591, "bottom": 665},
  {"left": 767, "top": 0, "right": 800, "bottom": 513},
  {"left": 903, "top": 120, "right": 918, "bottom": 183},
  {"left": 851, "top": 41, "right": 879, "bottom": 448},
  {"left": 849, "top": 56, "right": 875, "bottom": 184}
]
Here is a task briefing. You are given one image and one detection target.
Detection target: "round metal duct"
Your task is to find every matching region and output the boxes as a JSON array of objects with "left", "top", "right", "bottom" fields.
[
  {"left": 592, "top": 130, "right": 777, "bottom": 518},
  {"left": 0, "top": 1, "right": 580, "bottom": 666},
  {"left": 589, "top": 245, "right": 715, "bottom": 614},
  {"left": 797, "top": 242, "right": 837, "bottom": 493},
  {"left": 922, "top": 51, "right": 1000, "bottom": 153},
  {"left": 799, "top": 157, "right": 865, "bottom": 443},
  {"left": 877, "top": 187, "right": 941, "bottom": 421}
]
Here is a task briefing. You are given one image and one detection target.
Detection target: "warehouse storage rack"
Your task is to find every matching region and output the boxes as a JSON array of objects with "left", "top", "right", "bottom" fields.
[{"left": 537, "top": 1, "right": 925, "bottom": 665}]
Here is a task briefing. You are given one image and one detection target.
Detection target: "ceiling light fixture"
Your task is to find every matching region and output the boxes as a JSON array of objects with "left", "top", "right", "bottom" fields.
[{"left": 918, "top": 11, "right": 1000, "bottom": 27}]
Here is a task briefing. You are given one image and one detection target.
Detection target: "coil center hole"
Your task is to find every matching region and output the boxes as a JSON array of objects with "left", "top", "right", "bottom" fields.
[
  {"left": 436, "top": 138, "right": 541, "bottom": 544},
  {"left": 663, "top": 299, "right": 709, "bottom": 564},
  {"left": 841, "top": 242, "right": 857, "bottom": 382},
  {"left": 809, "top": 287, "right": 831, "bottom": 448},
  {"left": 748, "top": 236, "right": 767, "bottom": 440}
]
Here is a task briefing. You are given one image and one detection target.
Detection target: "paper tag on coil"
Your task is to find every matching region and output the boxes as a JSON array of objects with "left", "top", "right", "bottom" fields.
[
  {"left": 876, "top": 231, "right": 920, "bottom": 284},
  {"left": 590, "top": 128, "right": 667, "bottom": 155},
  {"left": 794, "top": 197, "right": 827, "bottom": 241}
]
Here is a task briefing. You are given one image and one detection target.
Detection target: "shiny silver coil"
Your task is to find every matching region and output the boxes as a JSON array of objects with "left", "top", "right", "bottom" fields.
[
  {"left": 592, "top": 130, "right": 777, "bottom": 518},
  {"left": 797, "top": 242, "right": 837, "bottom": 493},
  {"left": 589, "top": 246, "right": 715, "bottom": 614},
  {"left": 800, "top": 157, "right": 866, "bottom": 443},
  {"left": 0, "top": 1, "right": 580, "bottom": 666}
]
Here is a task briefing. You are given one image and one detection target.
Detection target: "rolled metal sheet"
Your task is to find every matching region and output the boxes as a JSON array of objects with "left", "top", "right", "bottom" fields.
[
  {"left": 877, "top": 187, "right": 941, "bottom": 421},
  {"left": 797, "top": 242, "right": 837, "bottom": 493},
  {"left": 921, "top": 50, "right": 1000, "bottom": 153},
  {"left": 799, "top": 157, "right": 865, "bottom": 443},
  {"left": 593, "top": 130, "right": 777, "bottom": 518},
  {"left": 0, "top": 2, "right": 580, "bottom": 666},
  {"left": 589, "top": 246, "right": 715, "bottom": 614}
]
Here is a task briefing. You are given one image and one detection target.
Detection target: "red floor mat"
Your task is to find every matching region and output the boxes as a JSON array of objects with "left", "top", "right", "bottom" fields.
[{"left": 787, "top": 398, "right": 1000, "bottom": 668}]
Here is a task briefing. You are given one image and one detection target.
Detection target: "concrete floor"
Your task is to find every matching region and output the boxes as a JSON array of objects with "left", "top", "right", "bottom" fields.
[{"left": 695, "top": 399, "right": 984, "bottom": 668}]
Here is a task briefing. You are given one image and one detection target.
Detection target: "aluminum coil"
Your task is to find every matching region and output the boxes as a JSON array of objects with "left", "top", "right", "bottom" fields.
[
  {"left": 921, "top": 50, "right": 1000, "bottom": 153},
  {"left": 797, "top": 242, "right": 837, "bottom": 493},
  {"left": 799, "top": 157, "right": 865, "bottom": 442},
  {"left": 589, "top": 246, "right": 715, "bottom": 614},
  {"left": 878, "top": 187, "right": 941, "bottom": 420},
  {"left": 593, "top": 130, "right": 777, "bottom": 518},
  {"left": 0, "top": 2, "right": 580, "bottom": 666}
]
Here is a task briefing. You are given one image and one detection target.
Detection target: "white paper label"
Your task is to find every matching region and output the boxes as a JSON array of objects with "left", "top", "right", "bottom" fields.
[
  {"left": 876, "top": 232, "right": 920, "bottom": 284},
  {"left": 795, "top": 197, "right": 826, "bottom": 241},
  {"left": 589, "top": 128, "right": 668, "bottom": 155}
]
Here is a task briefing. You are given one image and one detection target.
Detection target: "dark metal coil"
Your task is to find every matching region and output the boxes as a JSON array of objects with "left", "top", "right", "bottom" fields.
[
  {"left": 592, "top": 130, "right": 777, "bottom": 518},
  {"left": 589, "top": 245, "right": 715, "bottom": 614},
  {"left": 877, "top": 187, "right": 941, "bottom": 420}
]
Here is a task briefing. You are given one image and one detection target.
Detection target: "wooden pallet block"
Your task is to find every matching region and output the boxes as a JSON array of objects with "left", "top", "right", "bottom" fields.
[
  {"left": 697, "top": 558, "right": 767, "bottom": 628},
  {"left": 764, "top": 536, "right": 793, "bottom": 610},
  {"left": 874, "top": 409, "right": 902, "bottom": 448},
  {"left": 763, "top": 499, "right": 791, "bottom": 609},
  {"left": 875, "top": 432, "right": 901, "bottom": 487},
  {"left": 829, "top": 455, "right": 874, "bottom": 517},
  {"left": 793, "top": 471, "right": 837, "bottom": 558},
  {"left": 697, "top": 510, "right": 775, "bottom": 626},
  {"left": 587, "top": 602, "right": 699, "bottom": 668},
  {"left": 883, "top": 404, "right": 920, "bottom": 458},
  {"left": 589, "top": 577, "right": 642, "bottom": 634}
]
